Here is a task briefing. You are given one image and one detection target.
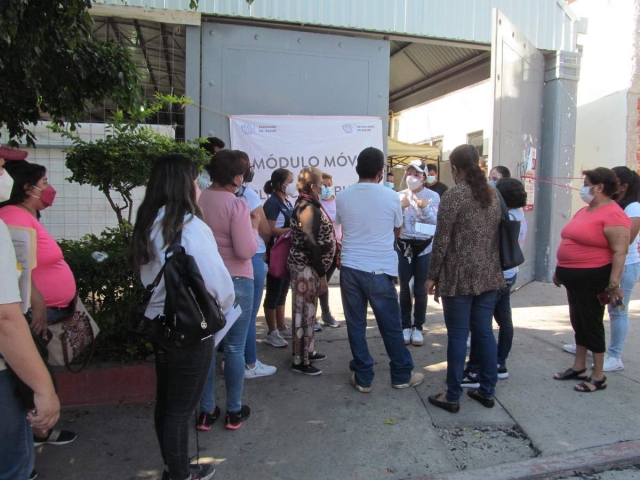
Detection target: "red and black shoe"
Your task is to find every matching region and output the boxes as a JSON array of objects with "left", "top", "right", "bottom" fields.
[
  {"left": 196, "top": 406, "right": 220, "bottom": 431},
  {"left": 225, "top": 405, "right": 250, "bottom": 430}
]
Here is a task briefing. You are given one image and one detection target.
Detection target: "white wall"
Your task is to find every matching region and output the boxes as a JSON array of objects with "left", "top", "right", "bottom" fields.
[
  {"left": 396, "top": 81, "right": 491, "bottom": 161},
  {"left": 2, "top": 122, "right": 174, "bottom": 240}
]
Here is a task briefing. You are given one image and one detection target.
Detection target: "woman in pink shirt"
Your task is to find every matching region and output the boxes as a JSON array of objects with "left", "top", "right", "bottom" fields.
[
  {"left": 197, "top": 150, "right": 259, "bottom": 431},
  {"left": 553, "top": 168, "right": 630, "bottom": 393}
]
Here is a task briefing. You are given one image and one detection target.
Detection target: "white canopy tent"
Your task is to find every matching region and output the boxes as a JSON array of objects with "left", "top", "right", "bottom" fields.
[{"left": 387, "top": 137, "right": 440, "bottom": 168}]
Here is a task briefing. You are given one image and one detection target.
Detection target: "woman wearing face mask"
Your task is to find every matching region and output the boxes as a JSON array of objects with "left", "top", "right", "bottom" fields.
[
  {"left": 196, "top": 149, "right": 260, "bottom": 431},
  {"left": 426, "top": 145, "right": 504, "bottom": 413},
  {"left": 0, "top": 161, "right": 78, "bottom": 449},
  {"left": 397, "top": 160, "right": 440, "bottom": 347},
  {"left": 317, "top": 173, "right": 341, "bottom": 330},
  {"left": 552, "top": 168, "right": 630, "bottom": 392},
  {"left": 488, "top": 165, "right": 510, "bottom": 187},
  {"left": 287, "top": 168, "right": 336, "bottom": 375},
  {"left": 262, "top": 168, "right": 295, "bottom": 348}
]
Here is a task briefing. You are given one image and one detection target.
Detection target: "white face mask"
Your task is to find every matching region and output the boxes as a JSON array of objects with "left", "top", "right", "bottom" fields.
[
  {"left": 285, "top": 182, "right": 298, "bottom": 198},
  {"left": 0, "top": 170, "right": 14, "bottom": 203},
  {"left": 406, "top": 175, "right": 423, "bottom": 191},
  {"left": 580, "top": 185, "right": 595, "bottom": 204},
  {"left": 426, "top": 175, "right": 436, "bottom": 184}
]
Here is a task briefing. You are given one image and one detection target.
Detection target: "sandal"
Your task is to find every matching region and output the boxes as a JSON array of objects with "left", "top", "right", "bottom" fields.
[
  {"left": 553, "top": 368, "right": 588, "bottom": 381},
  {"left": 574, "top": 376, "right": 607, "bottom": 393}
]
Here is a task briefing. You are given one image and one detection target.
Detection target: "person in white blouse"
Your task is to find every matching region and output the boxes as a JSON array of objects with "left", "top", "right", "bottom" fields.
[
  {"left": 131, "top": 154, "right": 235, "bottom": 480},
  {"left": 397, "top": 160, "right": 440, "bottom": 347}
]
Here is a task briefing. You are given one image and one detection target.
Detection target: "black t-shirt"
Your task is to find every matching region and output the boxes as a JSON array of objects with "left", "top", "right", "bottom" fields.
[{"left": 427, "top": 181, "right": 448, "bottom": 198}]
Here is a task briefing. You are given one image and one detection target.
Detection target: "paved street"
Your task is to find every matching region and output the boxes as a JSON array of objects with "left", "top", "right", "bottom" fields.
[{"left": 35, "top": 282, "right": 640, "bottom": 479}]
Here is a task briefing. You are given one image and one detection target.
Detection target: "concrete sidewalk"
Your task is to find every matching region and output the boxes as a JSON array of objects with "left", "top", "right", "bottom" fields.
[{"left": 35, "top": 282, "right": 640, "bottom": 479}]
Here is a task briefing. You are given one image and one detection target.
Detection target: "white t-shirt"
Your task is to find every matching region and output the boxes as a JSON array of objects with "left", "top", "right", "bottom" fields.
[
  {"left": 503, "top": 208, "right": 528, "bottom": 279},
  {"left": 336, "top": 183, "right": 403, "bottom": 276},
  {"left": 624, "top": 202, "right": 640, "bottom": 265},
  {"left": 398, "top": 187, "right": 440, "bottom": 256},
  {"left": 238, "top": 187, "right": 266, "bottom": 254},
  {"left": 0, "top": 220, "right": 23, "bottom": 371}
]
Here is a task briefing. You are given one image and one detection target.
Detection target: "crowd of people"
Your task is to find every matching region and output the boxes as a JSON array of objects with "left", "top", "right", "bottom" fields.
[{"left": 1, "top": 137, "right": 638, "bottom": 479}]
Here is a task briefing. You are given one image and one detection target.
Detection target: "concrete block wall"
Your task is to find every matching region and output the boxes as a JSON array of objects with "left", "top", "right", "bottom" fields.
[{"left": 1, "top": 122, "right": 174, "bottom": 241}]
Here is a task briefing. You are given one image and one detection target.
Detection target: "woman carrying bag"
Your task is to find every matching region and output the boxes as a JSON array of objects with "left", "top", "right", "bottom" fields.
[{"left": 132, "top": 154, "right": 235, "bottom": 480}]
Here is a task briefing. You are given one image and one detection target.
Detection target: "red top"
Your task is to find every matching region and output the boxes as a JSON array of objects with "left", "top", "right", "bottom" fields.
[{"left": 557, "top": 203, "right": 631, "bottom": 268}]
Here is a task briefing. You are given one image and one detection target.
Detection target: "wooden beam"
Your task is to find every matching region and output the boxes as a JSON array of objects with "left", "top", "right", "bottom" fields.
[{"left": 133, "top": 20, "right": 160, "bottom": 92}]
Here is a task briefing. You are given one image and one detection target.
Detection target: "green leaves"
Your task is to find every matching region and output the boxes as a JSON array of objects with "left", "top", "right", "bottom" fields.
[{"left": 0, "top": 0, "right": 143, "bottom": 145}]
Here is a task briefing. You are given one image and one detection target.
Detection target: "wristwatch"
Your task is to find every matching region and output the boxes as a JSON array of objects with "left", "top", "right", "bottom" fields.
[{"left": 607, "top": 282, "right": 620, "bottom": 290}]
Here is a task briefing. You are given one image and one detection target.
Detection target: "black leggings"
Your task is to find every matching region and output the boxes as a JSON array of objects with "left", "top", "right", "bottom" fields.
[
  {"left": 154, "top": 338, "right": 214, "bottom": 479},
  {"left": 263, "top": 272, "right": 290, "bottom": 309},
  {"left": 555, "top": 264, "right": 611, "bottom": 354}
]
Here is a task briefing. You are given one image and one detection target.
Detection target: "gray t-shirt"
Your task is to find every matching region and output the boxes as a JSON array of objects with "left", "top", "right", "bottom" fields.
[{"left": 0, "top": 220, "right": 22, "bottom": 371}]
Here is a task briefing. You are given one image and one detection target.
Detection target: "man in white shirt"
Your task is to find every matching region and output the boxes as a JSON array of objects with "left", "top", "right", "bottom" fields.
[{"left": 336, "top": 147, "right": 424, "bottom": 393}]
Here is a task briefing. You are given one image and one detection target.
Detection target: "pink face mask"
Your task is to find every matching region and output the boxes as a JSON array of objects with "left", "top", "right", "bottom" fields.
[{"left": 31, "top": 185, "right": 57, "bottom": 208}]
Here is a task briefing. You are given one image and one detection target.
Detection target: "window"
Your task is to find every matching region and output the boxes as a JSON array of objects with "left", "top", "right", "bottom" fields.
[{"left": 467, "top": 130, "right": 484, "bottom": 157}]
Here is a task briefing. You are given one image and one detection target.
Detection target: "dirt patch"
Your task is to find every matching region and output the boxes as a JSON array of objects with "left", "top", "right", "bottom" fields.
[{"left": 438, "top": 425, "right": 539, "bottom": 471}]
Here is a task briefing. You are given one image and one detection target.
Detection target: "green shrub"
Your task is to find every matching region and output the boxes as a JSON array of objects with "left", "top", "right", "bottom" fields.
[{"left": 58, "top": 223, "right": 151, "bottom": 362}]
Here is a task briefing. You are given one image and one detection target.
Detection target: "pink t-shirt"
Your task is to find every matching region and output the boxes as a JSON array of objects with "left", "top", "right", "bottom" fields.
[
  {"left": 0, "top": 206, "right": 76, "bottom": 307},
  {"left": 198, "top": 189, "right": 258, "bottom": 278},
  {"left": 557, "top": 203, "right": 631, "bottom": 268}
]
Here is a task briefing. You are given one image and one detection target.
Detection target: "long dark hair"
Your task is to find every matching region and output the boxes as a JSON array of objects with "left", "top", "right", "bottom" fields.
[
  {"left": 0, "top": 162, "right": 47, "bottom": 207},
  {"left": 450, "top": 144, "right": 492, "bottom": 208},
  {"left": 612, "top": 166, "right": 640, "bottom": 210},
  {"left": 131, "top": 154, "right": 202, "bottom": 268}
]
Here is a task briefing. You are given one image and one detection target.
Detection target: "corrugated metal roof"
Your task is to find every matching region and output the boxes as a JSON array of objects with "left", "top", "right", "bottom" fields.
[
  {"left": 93, "top": 0, "right": 577, "bottom": 51},
  {"left": 389, "top": 41, "right": 485, "bottom": 98}
]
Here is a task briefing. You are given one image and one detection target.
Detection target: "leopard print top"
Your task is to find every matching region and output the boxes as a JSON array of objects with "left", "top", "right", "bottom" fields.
[{"left": 287, "top": 197, "right": 336, "bottom": 277}]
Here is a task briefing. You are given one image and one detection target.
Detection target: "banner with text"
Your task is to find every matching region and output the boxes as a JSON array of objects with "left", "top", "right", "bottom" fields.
[{"left": 229, "top": 115, "right": 383, "bottom": 201}]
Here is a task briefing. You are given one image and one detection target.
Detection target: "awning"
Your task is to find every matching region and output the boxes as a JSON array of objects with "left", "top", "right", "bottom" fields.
[{"left": 387, "top": 137, "right": 440, "bottom": 168}]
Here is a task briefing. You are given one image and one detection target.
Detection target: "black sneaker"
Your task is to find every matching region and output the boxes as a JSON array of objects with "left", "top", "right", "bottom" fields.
[
  {"left": 497, "top": 364, "right": 509, "bottom": 379},
  {"left": 29, "top": 471, "right": 38, "bottom": 480},
  {"left": 33, "top": 429, "right": 77, "bottom": 446},
  {"left": 461, "top": 373, "right": 480, "bottom": 388},
  {"left": 308, "top": 351, "right": 327, "bottom": 362},
  {"left": 225, "top": 405, "right": 250, "bottom": 430},
  {"left": 291, "top": 363, "right": 322, "bottom": 376},
  {"left": 196, "top": 406, "right": 220, "bottom": 431},
  {"left": 189, "top": 463, "right": 216, "bottom": 480}
]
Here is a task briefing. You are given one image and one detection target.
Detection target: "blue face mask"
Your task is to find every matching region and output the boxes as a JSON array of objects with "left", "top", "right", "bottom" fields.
[
  {"left": 385, "top": 182, "right": 395, "bottom": 189},
  {"left": 320, "top": 185, "right": 334, "bottom": 200},
  {"left": 488, "top": 180, "right": 497, "bottom": 187}
]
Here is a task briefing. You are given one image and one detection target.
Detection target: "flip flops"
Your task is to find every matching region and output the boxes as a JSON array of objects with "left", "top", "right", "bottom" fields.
[{"left": 553, "top": 367, "right": 588, "bottom": 381}]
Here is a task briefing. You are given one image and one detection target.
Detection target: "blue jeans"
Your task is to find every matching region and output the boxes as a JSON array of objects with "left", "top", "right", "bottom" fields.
[
  {"left": 245, "top": 254, "right": 266, "bottom": 366},
  {"left": 397, "top": 251, "right": 431, "bottom": 331},
  {"left": 468, "top": 274, "right": 517, "bottom": 370},
  {"left": 607, "top": 262, "right": 640, "bottom": 359},
  {"left": 340, "top": 266, "right": 414, "bottom": 387},
  {"left": 0, "top": 370, "right": 34, "bottom": 480},
  {"left": 200, "top": 277, "right": 253, "bottom": 414},
  {"left": 442, "top": 291, "right": 498, "bottom": 402}
]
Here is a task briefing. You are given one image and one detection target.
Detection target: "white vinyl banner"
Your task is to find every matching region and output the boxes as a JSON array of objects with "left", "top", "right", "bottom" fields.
[{"left": 230, "top": 115, "right": 383, "bottom": 201}]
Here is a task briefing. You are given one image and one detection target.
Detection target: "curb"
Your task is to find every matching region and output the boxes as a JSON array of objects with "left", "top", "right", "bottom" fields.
[{"left": 420, "top": 440, "right": 640, "bottom": 480}]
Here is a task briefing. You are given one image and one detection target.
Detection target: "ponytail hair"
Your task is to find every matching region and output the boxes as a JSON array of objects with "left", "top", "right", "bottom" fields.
[
  {"left": 264, "top": 168, "right": 291, "bottom": 196},
  {"left": 450, "top": 144, "right": 492, "bottom": 209}
]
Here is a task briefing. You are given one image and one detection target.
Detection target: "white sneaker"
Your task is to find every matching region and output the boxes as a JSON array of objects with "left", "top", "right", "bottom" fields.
[
  {"left": 279, "top": 326, "right": 293, "bottom": 339},
  {"left": 603, "top": 355, "right": 624, "bottom": 372},
  {"left": 245, "top": 360, "right": 277, "bottom": 378},
  {"left": 264, "top": 331, "right": 288, "bottom": 348},
  {"left": 403, "top": 328, "right": 411, "bottom": 345},
  {"left": 466, "top": 334, "right": 471, "bottom": 348},
  {"left": 410, "top": 327, "right": 423, "bottom": 346},
  {"left": 563, "top": 344, "right": 592, "bottom": 356}
]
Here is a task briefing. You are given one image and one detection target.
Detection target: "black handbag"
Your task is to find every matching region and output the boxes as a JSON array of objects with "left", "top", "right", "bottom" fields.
[
  {"left": 496, "top": 189, "right": 525, "bottom": 271},
  {"left": 133, "top": 230, "right": 227, "bottom": 349}
]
